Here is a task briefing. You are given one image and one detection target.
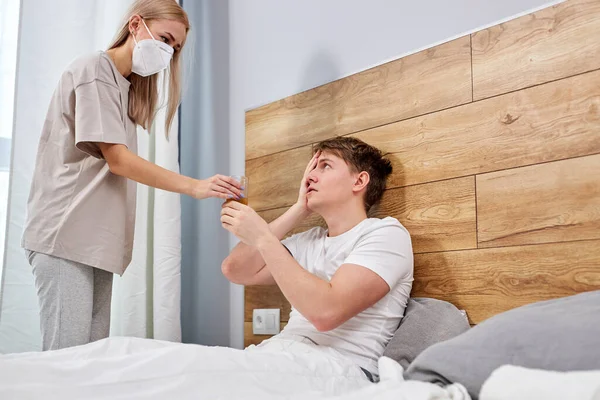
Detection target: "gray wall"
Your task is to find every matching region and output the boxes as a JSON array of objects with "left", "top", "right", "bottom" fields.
[{"left": 180, "top": 0, "right": 232, "bottom": 346}]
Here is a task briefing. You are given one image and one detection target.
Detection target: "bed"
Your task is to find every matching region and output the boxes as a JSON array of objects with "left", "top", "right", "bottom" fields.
[{"left": 1, "top": 0, "right": 600, "bottom": 399}]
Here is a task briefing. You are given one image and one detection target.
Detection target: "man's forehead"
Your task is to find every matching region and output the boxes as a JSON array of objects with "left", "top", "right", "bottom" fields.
[
  {"left": 316, "top": 151, "right": 342, "bottom": 162},
  {"left": 319, "top": 157, "right": 335, "bottom": 163}
]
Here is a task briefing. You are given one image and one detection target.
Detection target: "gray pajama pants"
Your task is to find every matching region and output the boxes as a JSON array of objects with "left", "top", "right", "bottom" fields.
[{"left": 27, "top": 251, "right": 113, "bottom": 351}]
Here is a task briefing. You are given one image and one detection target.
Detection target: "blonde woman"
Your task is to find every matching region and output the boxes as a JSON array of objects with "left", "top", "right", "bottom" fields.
[{"left": 21, "top": 0, "right": 240, "bottom": 351}]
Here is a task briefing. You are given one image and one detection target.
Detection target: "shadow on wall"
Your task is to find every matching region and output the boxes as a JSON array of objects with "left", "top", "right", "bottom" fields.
[{"left": 300, "top": 50, "right": 343, "bottom": 100}]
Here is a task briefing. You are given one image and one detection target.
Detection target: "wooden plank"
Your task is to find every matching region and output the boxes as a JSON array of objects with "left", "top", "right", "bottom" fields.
[
  {"left": 369, "top": 177, "right": 477, "bottom": 253},
  {"left": 245, "top": 285, "right": 291, "bottom": 322},
  {"left": 412, "top": 240, "right": 600, "bottom": 324},
  {"left": 255, "top": 176, "right": 476, "bottom": 254},
  {"left": 477, "top": 155, "right": 600, "bottom": 248},
  {"left": 244, "top": 322, "right": 287, "bottom": 348},
  {"left": 472, "top": 0, "right": 600, "bottom": 100},
  {"left": 245, "top": 37, "right": 472, "bottom": 160},
  {"left": 353, "top": 68, "right": 600, "bottom": 189},
  {"left": 247, "top": 145, "right": 312, "bottom": 211}
]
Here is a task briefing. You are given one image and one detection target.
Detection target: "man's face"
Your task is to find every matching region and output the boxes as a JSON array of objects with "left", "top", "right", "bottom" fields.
[{"left": 306, "top": 151, "right": 357, "bottom": 212}]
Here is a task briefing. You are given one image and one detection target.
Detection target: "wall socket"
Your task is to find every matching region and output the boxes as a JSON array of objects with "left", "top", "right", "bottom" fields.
[{"left": 252, "top": 308, "right": 280, "bottom": 335}]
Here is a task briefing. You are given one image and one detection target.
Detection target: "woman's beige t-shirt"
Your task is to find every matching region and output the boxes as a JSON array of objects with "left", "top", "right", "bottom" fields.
[{"left": 22, "top": 51, "right": 138, "bottom": 275}]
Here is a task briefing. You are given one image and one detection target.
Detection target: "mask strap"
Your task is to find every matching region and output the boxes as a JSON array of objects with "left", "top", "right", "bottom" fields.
[
  {"left": 141, "top": 19, "right": 157, "bottom": 41},
  {"left": 132, "top": 18, "right": 155, "bottom": 46}
]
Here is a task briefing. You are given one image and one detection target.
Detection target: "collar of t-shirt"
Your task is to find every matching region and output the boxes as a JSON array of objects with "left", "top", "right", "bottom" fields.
[{"left": 323, "top": 218, "right": 370, "bottom": 245}]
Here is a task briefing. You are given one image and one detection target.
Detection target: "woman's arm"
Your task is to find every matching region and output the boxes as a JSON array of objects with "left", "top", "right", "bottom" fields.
[{"left": 98, "top": 143, "right": 242, "bottom": 200}]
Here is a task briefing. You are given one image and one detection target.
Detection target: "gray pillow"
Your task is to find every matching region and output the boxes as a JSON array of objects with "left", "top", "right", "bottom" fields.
[
  {"left": 404, "top": 290, "right": 600, "bottom": 400},
  {"left": 383, "top": 297, "right": 470, "bottom": 370}
]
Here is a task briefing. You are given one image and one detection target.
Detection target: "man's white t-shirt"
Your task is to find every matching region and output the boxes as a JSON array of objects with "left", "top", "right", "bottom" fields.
[{"left": 277, "top": 217, "right": 414, "bottom": 375}]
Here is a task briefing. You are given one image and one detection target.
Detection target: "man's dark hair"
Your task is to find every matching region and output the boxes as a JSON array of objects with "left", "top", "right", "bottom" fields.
[{"left": 314, "top": 137, "right": 392, "bottom": 211}]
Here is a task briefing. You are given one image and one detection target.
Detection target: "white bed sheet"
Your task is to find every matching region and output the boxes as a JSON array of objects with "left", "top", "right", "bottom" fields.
[
  {"left": 4, "top": 336, "right": 595, "bottom": 400},
  {"left": 308, "top": 357, "right": 470, "bottom": 400},
  {"left": 0, "top": 336, "right": 369, "bottom": 399},
  {"left": 0, "top": 337, "right": 465, "bottom": 400}
]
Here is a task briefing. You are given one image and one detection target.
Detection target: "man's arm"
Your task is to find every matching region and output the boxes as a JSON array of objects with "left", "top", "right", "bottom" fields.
[
  {"left": 254, "top": 235, "right": 390, "bottom": 332},
  {"left": 221, "top": 150, "right": 321, "bottom": 285},
  {"left": 222, "top": 199, "right": 412, "bottom": 332},
  {"left": 221, "top": 203, "right": 309, "bottom": 285}
]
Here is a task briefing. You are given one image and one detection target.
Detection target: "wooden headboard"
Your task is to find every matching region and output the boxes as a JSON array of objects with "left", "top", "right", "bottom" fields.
[{"left": 243, "top": 0, "right": 600, "bottom": 347}]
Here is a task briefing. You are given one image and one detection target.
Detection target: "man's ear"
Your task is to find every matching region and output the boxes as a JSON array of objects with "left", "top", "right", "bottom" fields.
[{"left": 352, "top": 171, "right": 370, "bottom": 193}]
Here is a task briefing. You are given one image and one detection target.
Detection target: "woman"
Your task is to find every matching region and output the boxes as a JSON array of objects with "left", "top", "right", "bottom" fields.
[{"left": 21, "top": 0, "right": 241, "bottom": 351}]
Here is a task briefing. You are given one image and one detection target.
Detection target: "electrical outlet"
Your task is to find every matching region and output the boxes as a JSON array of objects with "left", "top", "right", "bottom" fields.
[{"left": 253, "top": 308, "right": 280, "bottom": 335}]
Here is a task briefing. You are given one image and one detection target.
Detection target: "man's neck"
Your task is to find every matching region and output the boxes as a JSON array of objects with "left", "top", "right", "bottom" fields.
[{"left": 320, "top": 201, "right": 368, "bottom": 237}]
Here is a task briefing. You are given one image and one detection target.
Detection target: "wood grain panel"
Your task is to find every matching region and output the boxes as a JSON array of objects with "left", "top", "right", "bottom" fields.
[
  {"left": 353, "top": 68, "right": 600, "bottom": 189},
  {"left": 477, "top": 155, "right": 600, "bottom": 248},
  {"left": 472, "top": 0, "right": 600, "bottom": 100},
  {"left": 369, "top": 177, "right": 477, "bottom": 253},
  {"left": 245, "top": 285, "right": 291, "bottom": 322},
  {"left": 256, "top": 177, "right": 476, "bottom": 254},
  {"left": 245, "top": 37, "right": 472, "bottom": 160},
  {"left": 412, "top": 240, "right": 600, "bottom": 324},
  {"left": 244, "top": 322, "right": 287, "bottom": 347},
  {"left": 247, "top": 145, "right": 313, "bottom": 211}
]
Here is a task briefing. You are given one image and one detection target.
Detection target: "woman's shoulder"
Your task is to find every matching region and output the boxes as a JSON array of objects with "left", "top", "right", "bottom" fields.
[{"left": 64, "top": 51, "right": 120, "bottom": 89}]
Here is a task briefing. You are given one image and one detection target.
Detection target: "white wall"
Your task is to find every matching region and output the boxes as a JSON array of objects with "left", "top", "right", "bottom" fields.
[{"left": 227, "top": 0, "right": 562, "bottom": 348}]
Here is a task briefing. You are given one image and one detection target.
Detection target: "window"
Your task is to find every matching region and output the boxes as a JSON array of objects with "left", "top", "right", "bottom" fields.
[{"left": 0, "top": 0, "right": 21, "bottom": 279}]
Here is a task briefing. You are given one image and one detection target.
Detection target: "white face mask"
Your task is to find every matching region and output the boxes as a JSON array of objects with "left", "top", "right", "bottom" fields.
[{"left": 131, "top": 19, "right": 174, "bottom": 77}]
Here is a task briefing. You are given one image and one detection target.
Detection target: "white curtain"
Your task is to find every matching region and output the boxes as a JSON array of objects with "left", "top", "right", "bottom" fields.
[
  {"left": 110, "top": 97, "right": 182, "bottom": 342},
  {"left": 0, "top": 0, "right": 181, "bottom": 352}
]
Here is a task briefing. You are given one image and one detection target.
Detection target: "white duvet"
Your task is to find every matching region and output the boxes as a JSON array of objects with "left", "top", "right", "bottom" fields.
[
  {"left": 3, "top": 337, "right": 597, "bottom": 400},
  {"left": 479, "top": 365, "right": 600, "bottom": 400},
  {"left": 0, "top": 336, "right": 465, "bottom": 400}
]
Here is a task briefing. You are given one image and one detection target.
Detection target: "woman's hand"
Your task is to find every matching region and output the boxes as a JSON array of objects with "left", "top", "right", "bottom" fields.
[
  {"left": 97, "top": 143, "right": 243, "bottom": 200},
  {"left": 194, "top": 175, "right": 243, "bottom": 200}
]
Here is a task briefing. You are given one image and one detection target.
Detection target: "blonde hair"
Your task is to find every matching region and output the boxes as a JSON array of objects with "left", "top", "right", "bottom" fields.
[{"left": 108, "top": 0, "right": 190, "bottom": 135}]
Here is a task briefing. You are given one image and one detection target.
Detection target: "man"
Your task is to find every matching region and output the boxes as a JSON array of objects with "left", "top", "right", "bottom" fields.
[{"left": 221, "top": 136, "right": 413, "bottom": 380}]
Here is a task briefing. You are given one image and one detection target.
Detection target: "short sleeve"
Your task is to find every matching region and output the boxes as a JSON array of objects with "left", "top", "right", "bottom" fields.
[
  {"left": 280, "top": 227, "right": 321, "bottom": 261},
  {"left": 74, "top": 80, "right": 128, "bottom": 159},
  {"left": 343, "top": 222, "right": 413, "bottom": 290},
  {"left": 281, "top": 234, "right": 298, "bottom": 259}
]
